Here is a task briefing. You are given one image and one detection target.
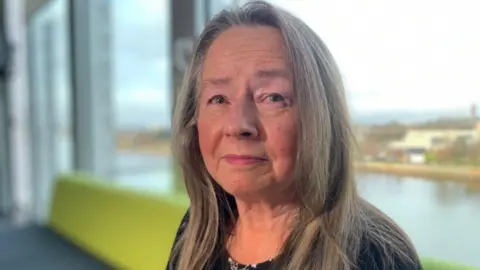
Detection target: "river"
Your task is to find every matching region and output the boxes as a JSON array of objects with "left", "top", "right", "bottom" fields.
[
  {"left": 357, "top": 173, "right": 480, "bottom": 267},
  {"left": 114, "top": 153, "right": 480, "bottom": 267}
]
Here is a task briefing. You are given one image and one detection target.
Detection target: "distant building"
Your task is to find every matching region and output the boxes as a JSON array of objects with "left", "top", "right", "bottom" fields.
[
  {"left": 471, "top": 104, "right": 478, "bottom": 119},
  {"left": 388, "top": 118, "right": 480, "bottom": 164}
]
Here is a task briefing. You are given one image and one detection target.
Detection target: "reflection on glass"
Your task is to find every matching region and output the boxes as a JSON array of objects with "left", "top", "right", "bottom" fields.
[
  {"left": 111, "top": 0, "right": 173, "bottom": 192},
  {"left": 28, "top": 0, "right": 72, "bottom": 220},
  {"left": 52, "top": 5, "right": 73, "bottom": 173},
  {"left": 31, "top": 0, "right": 73, "bottom": 174}
]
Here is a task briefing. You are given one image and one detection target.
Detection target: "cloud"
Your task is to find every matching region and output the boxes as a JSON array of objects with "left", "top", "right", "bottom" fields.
[
  {"left": 116, "top": 87, "right": 170, "bottom": 108},
  {"left": 115, "top": 86, "right": 171, "bottom": 128},
  {"left": 112, "top": 0, "right": 172, "bottom": 128},
  {"left": 113, "top": 56, "right": 172, "bottom": 128},
  {"left": 272, "top": 0, "right": 480, "bottom": 112},
  {"left": 113, "top": 0, "right": 168, "bottom": 27}
]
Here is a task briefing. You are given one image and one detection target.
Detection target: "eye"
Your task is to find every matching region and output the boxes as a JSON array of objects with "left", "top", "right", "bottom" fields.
[
  {"left": 266, "top": 93, "right": 286, "bottom": 103},
  {"left": 207, "top": 95, "right": 227, "bottom": 105}
]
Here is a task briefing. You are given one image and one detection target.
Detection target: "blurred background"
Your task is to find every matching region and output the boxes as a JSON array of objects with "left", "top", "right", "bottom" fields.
[{"left": 0, "top": 0, "right": 479, "bottom": 268}]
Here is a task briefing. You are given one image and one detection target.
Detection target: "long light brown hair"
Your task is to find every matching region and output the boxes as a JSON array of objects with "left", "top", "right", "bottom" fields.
[{"left": 170, "top": 1, "right": 418, "bottom": 269}]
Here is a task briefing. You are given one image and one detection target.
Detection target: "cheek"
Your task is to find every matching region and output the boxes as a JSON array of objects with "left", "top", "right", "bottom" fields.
[
  {"left": 197, "top": 121, "right": 211, "bottom": 154},
  {"left": 268, "top": 120, "right": 298, "bottom": 164},
  {"left": 197, "top": 118, "right": 220, "bottom": 165}
]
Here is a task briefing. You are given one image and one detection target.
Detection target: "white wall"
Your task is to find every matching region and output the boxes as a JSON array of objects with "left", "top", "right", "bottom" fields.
[{"left": 409, "top": 153, "right": 426, "bottom": 164}]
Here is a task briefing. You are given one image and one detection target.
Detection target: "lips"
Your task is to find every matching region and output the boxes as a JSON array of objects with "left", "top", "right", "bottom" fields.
[{"left": 222, "top": 154, "right": 268, "bottom": 165}]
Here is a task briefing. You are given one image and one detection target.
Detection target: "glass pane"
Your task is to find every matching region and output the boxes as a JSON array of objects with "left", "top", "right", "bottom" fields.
[
  {"left": 28, "top": 0, "right": 72, "bottom": 221},
  {"left": 52, "top": 6, "right": 73, "bottom": 173},
  {"left": 0, "top": 76, "right": 10, "bottom": 215},
  {"left": 266, "top": 0, "right": 480, "bottom": 267},
  {"left": 111, "top": 0, "right": 174, "bottom": 194}
]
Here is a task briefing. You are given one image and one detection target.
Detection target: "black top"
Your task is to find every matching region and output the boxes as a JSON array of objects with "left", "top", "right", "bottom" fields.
[{"left": 167, "top": 210, "right": 422, "bottom": 270}]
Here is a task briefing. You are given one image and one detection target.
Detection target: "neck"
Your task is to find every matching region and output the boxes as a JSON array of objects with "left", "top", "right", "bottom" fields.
[
  {"left": 234, "top": 196, "right": 299, "bottom": 233},
  {"left": 227, "top": 197, "right": 299, "bottom": 263},
  {"left": 225, "top": 188, "right": 300, "bottom": 264}
]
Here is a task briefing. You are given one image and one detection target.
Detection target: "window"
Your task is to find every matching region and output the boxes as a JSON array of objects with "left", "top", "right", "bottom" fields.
[
  {"left": 28, "top": 0, "right": 72, "bottom": 221},
  {"left": 111, "top": 0, "right": 174, "bottom": 194}
]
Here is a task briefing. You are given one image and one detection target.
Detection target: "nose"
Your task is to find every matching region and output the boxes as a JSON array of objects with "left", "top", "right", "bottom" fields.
[{"left": 224, "top": 99, "right": 259, "bottom": 139}]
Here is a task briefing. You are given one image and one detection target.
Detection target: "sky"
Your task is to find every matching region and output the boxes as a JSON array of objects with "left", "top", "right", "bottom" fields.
[
  {"left": 272, "top": 0, "right": 480, "bottom": 114},
  {"left": 111, "top": 0, "right": 171, "bottom": 128},
  {"left": 39, "top": 0, "right": 480, "bottom": 127}
]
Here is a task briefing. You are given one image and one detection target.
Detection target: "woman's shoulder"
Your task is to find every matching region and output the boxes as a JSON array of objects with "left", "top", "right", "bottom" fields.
[
  {"left": 358, "top": 233, "right": 422, "bottom": 270},
  {"left": 167, "top": 209, "right": 190, "bottom": 269},
  {"left": 357, "top": 202, "right": 422, "bottom": 270},
  {"left": 169, "top": 207, "right": 423, "bottom": 270},
  {"left": 173, "top": 209, "right": 190, "bottom": 243}
]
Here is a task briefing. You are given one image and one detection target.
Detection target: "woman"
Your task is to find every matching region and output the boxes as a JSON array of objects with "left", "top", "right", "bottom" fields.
[{"left": 168, "top": 1, "right": 421, "bottom": 269}]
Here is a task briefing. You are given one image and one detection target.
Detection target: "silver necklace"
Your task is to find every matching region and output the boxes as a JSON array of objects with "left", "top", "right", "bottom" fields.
[{"left": 228, "top": 257, "right": 251, "bottom": 270}]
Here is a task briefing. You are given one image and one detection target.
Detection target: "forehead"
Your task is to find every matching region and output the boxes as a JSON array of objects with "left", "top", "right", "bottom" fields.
[{"left": 202, "top": 26, "right": 289, "bottom": 77}]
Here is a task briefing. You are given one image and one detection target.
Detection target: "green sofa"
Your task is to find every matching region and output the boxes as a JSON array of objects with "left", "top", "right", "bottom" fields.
[
  {"left": 422, "top": 258, "right": 478, "bottom": 270},
  {"left": 0, "top": 173, "right": 477, "bottom": 269},
  {"left": 0, "top": 174, "right": 188, "bottom": 269},
  {"left": 49, "top": 175, "right": 189, "bottom": 269}
]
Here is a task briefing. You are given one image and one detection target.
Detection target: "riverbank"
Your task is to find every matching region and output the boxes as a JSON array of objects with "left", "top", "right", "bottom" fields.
[
  {"left": 355, "top": 162, "right": 480, "bottom": 187},
  {"left": 116, "top": 141, "right": 480, "bottom": 188},
  {"left": 116, "top": 141, "right": 171, "bottom": 156}
]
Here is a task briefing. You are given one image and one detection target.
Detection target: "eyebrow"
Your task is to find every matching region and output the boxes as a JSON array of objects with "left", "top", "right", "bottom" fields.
[
  {"left": 254, "top": 68, "right": 291, "bottom": 80},
  {"left": 202, "top": 76, "right": 231, "bottom": 87},
  {"left": 202, "top": 68, "right": 290, "bottom": 87}
]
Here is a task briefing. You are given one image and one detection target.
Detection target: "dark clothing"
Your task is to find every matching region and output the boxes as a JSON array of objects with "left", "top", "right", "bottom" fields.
[{"left": 167, "top": 210, "right": 422, "bottom": 270}]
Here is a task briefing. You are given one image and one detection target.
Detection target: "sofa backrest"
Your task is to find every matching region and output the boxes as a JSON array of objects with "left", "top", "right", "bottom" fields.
[
  {"left": 48, "top": 174, "right": 189, "bottom": 269},
  {"left": 47, "top": 174, "right": 479, "bottom": 270}
]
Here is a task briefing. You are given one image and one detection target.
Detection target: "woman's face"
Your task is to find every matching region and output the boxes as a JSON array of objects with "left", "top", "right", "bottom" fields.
[{"left": 197, "top": 26, "right": 298, "bottom": 198}]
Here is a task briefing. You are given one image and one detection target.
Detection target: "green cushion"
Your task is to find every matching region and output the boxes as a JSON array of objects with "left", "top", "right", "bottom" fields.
[
  {"left": 46, "top": 173, "right": 478, "bottom": 270},
  {"left": 422, "top": 257, "right": 479, "bottom": 270},
  {"left": 48, "top": 174, "right": 189, "bottom": 269}
]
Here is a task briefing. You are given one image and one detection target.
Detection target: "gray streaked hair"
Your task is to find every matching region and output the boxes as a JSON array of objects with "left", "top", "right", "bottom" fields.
[{"left": 171, "top": 1, "right": 417, "bottom": 269}]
